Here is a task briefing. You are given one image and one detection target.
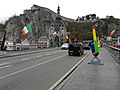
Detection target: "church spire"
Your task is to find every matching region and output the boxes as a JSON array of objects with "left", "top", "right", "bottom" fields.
[
  {"left": 57, "top": 5, "right": 60, "bottom": 14},
  {"left": 55, "top": 4, "right": 61, "bottom": 20}
]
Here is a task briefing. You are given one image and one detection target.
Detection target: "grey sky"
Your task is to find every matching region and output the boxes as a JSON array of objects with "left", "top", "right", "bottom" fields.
[{"left": 0, "top": 0, "right": 120, "bottom": 22}]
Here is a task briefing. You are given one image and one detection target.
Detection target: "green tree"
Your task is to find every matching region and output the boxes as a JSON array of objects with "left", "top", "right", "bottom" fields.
[
  {"left": 0, "top": 23, "right": 6, "bottom": 29},
  {"left": 67, "top": 22, "right": 94, "bottom": 41}
]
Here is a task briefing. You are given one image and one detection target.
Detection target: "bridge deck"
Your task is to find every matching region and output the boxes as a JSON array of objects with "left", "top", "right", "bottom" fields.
[{"left": 56, "top": 47, "right": 120, "bottom": 90}]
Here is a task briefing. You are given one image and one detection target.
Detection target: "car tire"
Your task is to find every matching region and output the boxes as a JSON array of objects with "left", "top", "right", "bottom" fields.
[
  {"left": 68, "top": 53, "right": 71, "bottom": 56},
  {"left": 78, "top": 52, "right": 81, "bottom": 56}
]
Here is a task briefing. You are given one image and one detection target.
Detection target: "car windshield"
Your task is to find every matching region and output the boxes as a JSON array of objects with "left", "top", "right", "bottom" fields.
[{"left": 62, "top": 43, "right": 68, "bottom": 46}]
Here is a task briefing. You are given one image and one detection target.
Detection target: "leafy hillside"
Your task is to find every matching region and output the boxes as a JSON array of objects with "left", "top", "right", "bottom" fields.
[
  {"left": 67, "top": 22, "right": 94, "bottom": 41},
  {"left": 0, "top": 23, "right": 6, "bottom": 29},
  {"left": 67, "top": 16, "right": 119, "bottom": 42}
]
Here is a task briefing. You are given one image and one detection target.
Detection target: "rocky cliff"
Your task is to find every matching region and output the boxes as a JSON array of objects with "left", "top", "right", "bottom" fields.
[{"left": 5, "top": 4, "right": 74, "bottom": 43}]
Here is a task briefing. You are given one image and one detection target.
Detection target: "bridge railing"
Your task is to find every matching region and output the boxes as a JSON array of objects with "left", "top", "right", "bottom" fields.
[
  {"left": 105, "top": 45, "right": 120, "bottom": 64},
  {"left": 5, "top": 44, "right": 49, "bottom": 51}
]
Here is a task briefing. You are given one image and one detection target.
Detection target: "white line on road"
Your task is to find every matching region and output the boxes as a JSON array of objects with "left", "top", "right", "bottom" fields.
[
  {"left": 48, "top": 51, "right": 91, "bottom": 90},
  {"left": 53, "top": 52, "right": 57, "bottom": 54},
  {"left": 21, "top": 58, "right": 29, "bottom": 61},
  {"left": 46, "top": 53, "right": 50, "bottom": 55},
  {"left": 0, "top": 54, "right": 67, "bottom": 80},
  {"left": 0, "top": 62, "right": 10, "bottom": 66},
  {"left": 36, "top": 55, "right": 42, "bottom": 57},
  {"left": 0, "top": 65, "right": 12, "bottom": 70}
]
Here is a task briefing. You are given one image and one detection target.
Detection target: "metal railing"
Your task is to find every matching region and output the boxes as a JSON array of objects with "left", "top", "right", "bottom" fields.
[
  {"left": 5, "top": 44, "right": 49, "bottom": 51},
  {"left": 105, "top": 45, "right": 120, "bottom": 64}
]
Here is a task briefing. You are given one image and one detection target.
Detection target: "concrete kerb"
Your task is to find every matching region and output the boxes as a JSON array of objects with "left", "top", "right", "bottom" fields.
[{"left": 48, "top": 51, "right": 91, "bottom": 90}]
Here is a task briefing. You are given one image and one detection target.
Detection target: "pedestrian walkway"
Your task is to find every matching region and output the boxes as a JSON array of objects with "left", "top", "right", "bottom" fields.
[{"left": 55, "top": 47, "right": 120, "bottom": 90}]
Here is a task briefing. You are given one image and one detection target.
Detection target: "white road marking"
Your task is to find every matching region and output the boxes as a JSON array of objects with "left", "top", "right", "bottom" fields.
[
  {"left": 36, "top": 55, "right": 42, "bottom": 57},
  {"left": 48, "top": 51, "right": 91, "bottom": 90},
  {"left": 53, "top": 52, "right": 57, "bottom": 54},
  {"left": 21, "top": 58, "right": 29, "bottom": 61},
  {"left": 0, "top": 65, "right": 12, "bottom": 70},
  {"left": 46, "top": 53, "right": 50, "bottom": 55},
  {"left": 0, "top": 54, "right": 67, "bottom": 80},
  {"left": 0, "top": 62, "right": 10, "bottom": 66}
]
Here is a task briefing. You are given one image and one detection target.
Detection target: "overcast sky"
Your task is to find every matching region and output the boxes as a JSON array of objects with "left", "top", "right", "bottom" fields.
[{"left": 0, "top": 0, "right": 120, "bottom": 22}]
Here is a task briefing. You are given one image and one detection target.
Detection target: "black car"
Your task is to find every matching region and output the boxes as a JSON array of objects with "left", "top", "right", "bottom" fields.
[{"left": 68, "top": 43, "right": 84, "bottom": 56}]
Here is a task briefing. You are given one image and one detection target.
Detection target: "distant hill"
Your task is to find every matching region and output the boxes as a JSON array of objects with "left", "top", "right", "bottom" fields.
[{"left": 67, "top": 16, "right": 119, "bottom": 41}]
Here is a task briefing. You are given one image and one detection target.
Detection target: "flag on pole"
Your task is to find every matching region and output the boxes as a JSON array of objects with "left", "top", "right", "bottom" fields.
[
  {"left": 66, "top": 36, "right": 68, "bottom": 40},
  {"left": 22, "top": 24, "right": 31, "bottom": 36},
  {"left": 110, "top": 29, "right": 115, "bottom": 37}
]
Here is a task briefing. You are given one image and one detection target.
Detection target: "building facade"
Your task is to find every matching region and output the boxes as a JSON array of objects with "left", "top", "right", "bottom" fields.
[{"left": 49, "top": 6, "right": 67, "bottom": 47}]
